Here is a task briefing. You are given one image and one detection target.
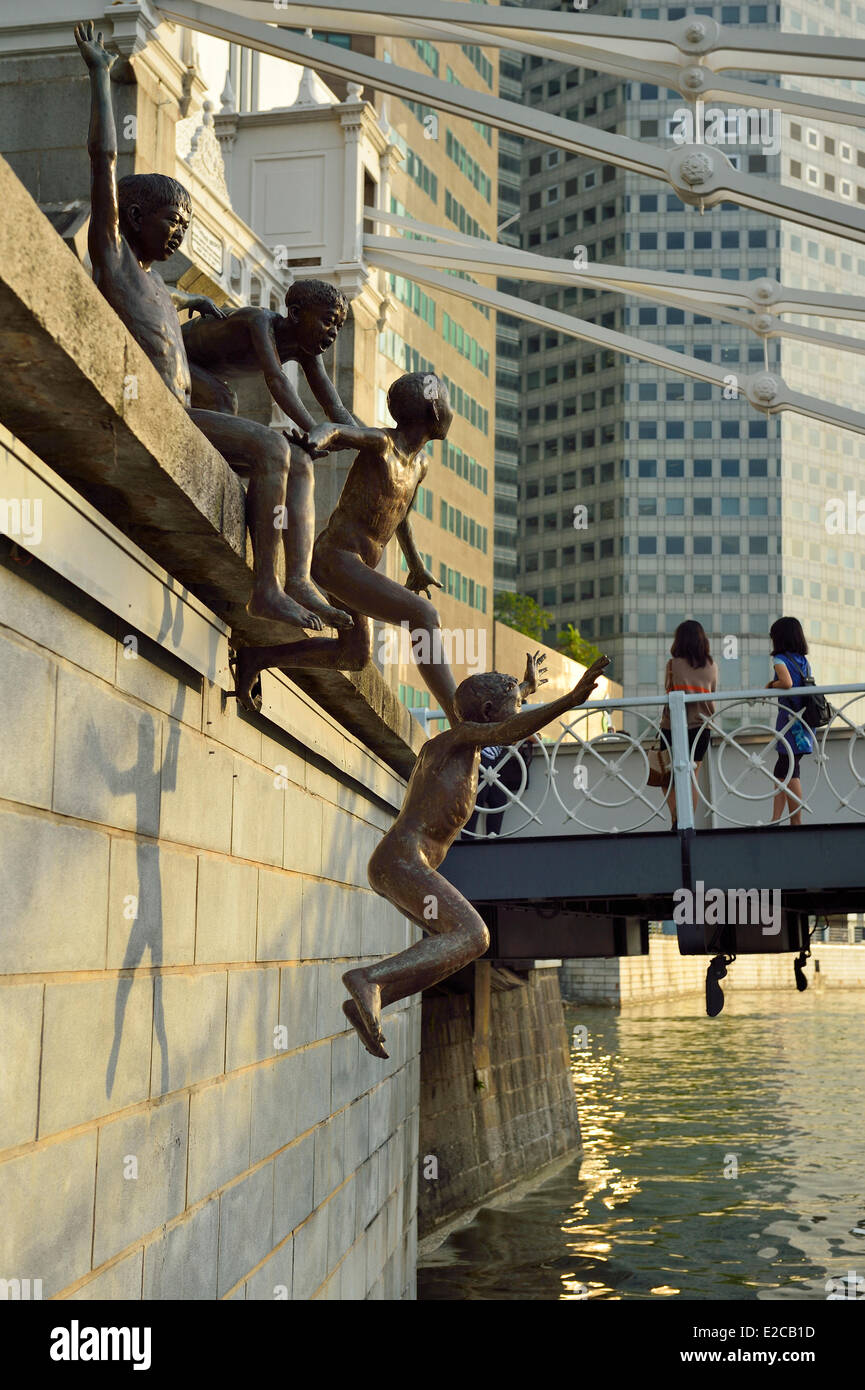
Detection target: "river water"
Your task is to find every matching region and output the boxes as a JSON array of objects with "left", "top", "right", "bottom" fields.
[{"left": 418, "top": 989, "right": 865, "bottom": 1301}]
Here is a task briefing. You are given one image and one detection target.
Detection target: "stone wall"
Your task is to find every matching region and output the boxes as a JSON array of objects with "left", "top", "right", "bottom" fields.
[
  {"left": 560, "top": 936, "right": 865, "bottom": 1006},
  {"left": 418, "top": 969, "right": 580, "bottom": 1236},
  {"left": 0, "top": 426, "right": 420, "bottom": 1299}
]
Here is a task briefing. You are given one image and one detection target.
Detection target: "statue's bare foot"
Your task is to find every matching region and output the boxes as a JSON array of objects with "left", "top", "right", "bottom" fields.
[
  {"left": 285, "top": 579, "right": 354, "bottom": 631},
  {"left": 342, "top": 968, "right": 387, "bottom": 1059},
  {"left": 229, "top": 647, "right": 264, "bottom": 714},
  {"left": 247, "top": 586, "right": 323, "bottom": 632},
  {"left": 343, "top": 1000, "right": 389, "bottom": 1060}
]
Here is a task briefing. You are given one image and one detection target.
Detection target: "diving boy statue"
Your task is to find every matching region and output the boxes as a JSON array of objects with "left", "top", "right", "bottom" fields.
[
  {"left": 343, "top": 654, "right": 611, "bottom": 1057},
  {"left": 74, "top": 21, "right": 348, "bottom": 632}
]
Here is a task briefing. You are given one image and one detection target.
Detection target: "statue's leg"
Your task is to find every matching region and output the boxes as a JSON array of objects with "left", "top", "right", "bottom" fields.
[
  {"left": 279, "top": 443, "right": 353, "bottom": 630},
  {"left": 189, "top": 409, "right": 320, "bottom": 632},
  {"left": 312, "top": 550, "right": 458, "bottom": 722},
  {"left": 232, "top": 607, "right": 371, "bottom": 711},
  {"left": 343, "top": 852, "right": 489, "bottom": 1056}
]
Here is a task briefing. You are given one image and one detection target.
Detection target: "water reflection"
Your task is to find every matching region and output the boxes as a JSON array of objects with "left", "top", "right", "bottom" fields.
[{"left": 418, "top": 990, "right": 865, "bottom": 1300}]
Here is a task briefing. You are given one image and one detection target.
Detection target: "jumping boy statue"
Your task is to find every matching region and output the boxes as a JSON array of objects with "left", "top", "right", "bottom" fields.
[{"left": 344, "top": 655, "right": 611, "bottom": 1056}]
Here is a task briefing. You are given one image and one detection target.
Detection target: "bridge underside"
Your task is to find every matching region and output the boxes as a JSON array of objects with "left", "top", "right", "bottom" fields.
[{"left": 441, "top": 823, "right": 865, "bottom": 961}]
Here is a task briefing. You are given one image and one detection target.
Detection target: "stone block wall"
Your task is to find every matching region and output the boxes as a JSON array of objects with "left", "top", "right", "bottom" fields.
[
  {"left": 560, "top": 936, "right": 865, "bottom": 1006},
  {"left": 0, "top": 497, "right": 420, "bottom": 1300},
  {"left": 418, "top": 970, "right": 580, "bottom": 1236}
]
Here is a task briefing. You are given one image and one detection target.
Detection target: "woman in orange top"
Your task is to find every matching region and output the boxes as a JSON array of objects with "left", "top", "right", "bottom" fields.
[{"left": 659, "top": 620, "right": 719, "bottom": 829}]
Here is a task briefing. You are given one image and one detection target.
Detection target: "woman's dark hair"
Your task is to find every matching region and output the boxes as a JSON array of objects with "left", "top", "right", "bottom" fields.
[
  {"left": 671, "top": 619, "right": 711, "bottom": 669},
  {"left": 770, "top": 616, "right": 808, "bottom": 656}
]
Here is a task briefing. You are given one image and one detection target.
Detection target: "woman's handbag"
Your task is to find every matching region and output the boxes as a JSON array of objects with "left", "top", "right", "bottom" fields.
[{"left": 646, "top": 743, "right": 671, "bottom": 787}]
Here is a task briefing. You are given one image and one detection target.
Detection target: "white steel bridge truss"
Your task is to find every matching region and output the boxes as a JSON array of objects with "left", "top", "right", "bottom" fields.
[{"left": 157, "top": 0, "right": 865, "bottom": 433}]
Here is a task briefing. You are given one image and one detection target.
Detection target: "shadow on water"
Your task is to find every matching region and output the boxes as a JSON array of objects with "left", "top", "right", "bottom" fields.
[{"left": 418, "top": 989, "right": 865, "bottom": 1301}]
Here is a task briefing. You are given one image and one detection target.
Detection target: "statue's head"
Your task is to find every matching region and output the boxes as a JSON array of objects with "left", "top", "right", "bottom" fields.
[
  {"left": 454, "top": 671, "right": 521, "bottom": 724},
  {"left": 386, "top": 372, "right": 452, "bottom": 439},
  {"left": 117, "top": 173, "right": 192, "bottom": 261},
  {"left": 285, "top": 279, "right": 348, "bottom": 354}
]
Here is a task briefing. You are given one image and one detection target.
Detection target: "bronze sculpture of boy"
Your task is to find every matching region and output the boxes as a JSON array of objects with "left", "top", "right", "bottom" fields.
[
  {"left": 183, "top": 281, "right": 358, "bottom": 630},
  {"left": 342, "top": 654, "right": 610, "bottom": 1057},
  {"left": 232, "top": 371, "right": 459, "bottom": 721}
]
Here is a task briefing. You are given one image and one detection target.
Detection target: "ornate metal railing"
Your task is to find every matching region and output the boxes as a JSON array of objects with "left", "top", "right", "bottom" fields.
[{"left": 418, "top": 684, "right": 865, "bottom": 838}]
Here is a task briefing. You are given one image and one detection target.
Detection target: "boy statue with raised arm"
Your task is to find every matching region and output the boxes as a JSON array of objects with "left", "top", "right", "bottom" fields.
[{"left": 343, "top": 654, "right": 610, "bottom": 1057}]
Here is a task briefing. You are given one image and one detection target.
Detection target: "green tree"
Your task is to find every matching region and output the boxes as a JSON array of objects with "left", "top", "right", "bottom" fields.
[
  {"left": 557, "top": 622, "right": 603, "bottom": 668},
  {"left": 493, "top": 591, "right": 553, "bottom": 642}
]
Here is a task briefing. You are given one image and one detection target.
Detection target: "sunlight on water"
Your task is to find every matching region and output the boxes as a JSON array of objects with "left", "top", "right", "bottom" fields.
[{"left": 418, "top": 989, "right": 865, "bottom": 1301}]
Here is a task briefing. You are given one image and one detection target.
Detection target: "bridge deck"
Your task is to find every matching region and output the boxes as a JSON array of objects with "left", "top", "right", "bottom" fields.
[{"left": 442, "top": 822, "right": 865, "bottom": 923}]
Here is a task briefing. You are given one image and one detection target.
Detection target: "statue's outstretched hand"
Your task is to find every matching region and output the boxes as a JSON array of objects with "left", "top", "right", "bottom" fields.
[
  {"left": 404, "top": 565, "right": 442, "bottom": 599},
  {"left": 570, "top": 654, "right": 610, "bottom": 706},
  {"left": 522, "top": 650, "right": 548, "bottom": 695},
  {"left": 302, "top": 422, "right": 339, "bottom": 457},
  {"left": 74, "top": 20, "right": 116, "bottom": 71}
]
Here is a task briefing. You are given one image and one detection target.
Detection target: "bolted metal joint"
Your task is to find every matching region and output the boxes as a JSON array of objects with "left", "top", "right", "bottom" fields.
[
  {"left": 744, "top": 371, "right": 784, "bottom": 409},
  {"left": 675, "top": 15, "right": 720, "bottom": 52},
  {"left": 679, "top": 66, "right": 710, "bottom": 95}
]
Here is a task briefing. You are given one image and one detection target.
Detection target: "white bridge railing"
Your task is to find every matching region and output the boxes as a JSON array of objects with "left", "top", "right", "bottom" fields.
[{"left": 419, "top": 684, "right": 865, "bottom": 839}]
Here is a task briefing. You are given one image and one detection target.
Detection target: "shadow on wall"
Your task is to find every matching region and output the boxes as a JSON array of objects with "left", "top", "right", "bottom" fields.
[{"left": 93, "top": 594, "right": 191, "bottom": 1098}]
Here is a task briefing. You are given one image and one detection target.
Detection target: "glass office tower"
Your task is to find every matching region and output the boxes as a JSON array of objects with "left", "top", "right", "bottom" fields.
[{"left": 515, "top": 0, "right": 865, "bottom": 699}]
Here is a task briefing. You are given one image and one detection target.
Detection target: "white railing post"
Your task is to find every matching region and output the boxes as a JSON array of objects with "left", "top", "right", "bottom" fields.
[{"left": 668, "top": 691, "right": 694, "bottom": 832}]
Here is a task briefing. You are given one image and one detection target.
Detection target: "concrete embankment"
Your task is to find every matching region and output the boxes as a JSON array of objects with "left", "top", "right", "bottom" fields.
[{"left": 418, "top": 968, "right": 580, "bottom": 1237}]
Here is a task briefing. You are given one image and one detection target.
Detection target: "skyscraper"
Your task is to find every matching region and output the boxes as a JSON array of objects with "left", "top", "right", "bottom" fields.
[
  {"left": 374, "top": 30, "right": 499, "bottom": 706},
  {"left": 514, "top": 0, "right": 865, "bottom": 703},
  {"left": 493, "top": 28, "right": 524, "bottom": 596}
]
